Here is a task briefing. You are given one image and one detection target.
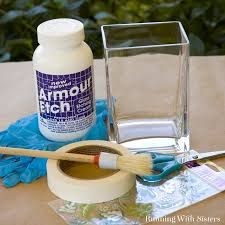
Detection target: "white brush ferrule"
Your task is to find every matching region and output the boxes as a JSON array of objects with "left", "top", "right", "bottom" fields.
[{"left": 99, "top": 152, "right": 119, "bottom": 169}]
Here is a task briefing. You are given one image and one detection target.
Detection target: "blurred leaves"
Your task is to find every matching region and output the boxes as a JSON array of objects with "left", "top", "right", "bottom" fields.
[
  {"left": 156, "top": 0, "right": 182, "bottom": 9},
  {"left": 191, "top": 7, "right": 208, "bottom": 19},
  {"left": 65, "top": 0, "right": 87, "bottom": 10},
  {"left": 0, "top": 51, "right": 10, "bottom": 62},
  {"left": 0, "top": 0, "right": 224, "bottom": 62},
  {"left": 26, "top": 5, "right": 48, "bottom": 17},
  {"left": 94, "top": 12, "right": 116, "bottom": 20},
  {"left": 189, "top": 33, "right": 205, "bottom": 56},
  {"left": 0, "top": 10, "right": 24, "bottom": 24},
  {"left": 5, "top": 38, "right": 33, "bottom": 60}
]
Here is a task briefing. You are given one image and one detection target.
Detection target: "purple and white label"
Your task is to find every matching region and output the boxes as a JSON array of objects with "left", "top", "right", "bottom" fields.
[
  {"left": 189, "top": 164, "right": 225, "bottom": 191},
  {"left": 36, "top": 66, "right": 95, "bottom": 133}
]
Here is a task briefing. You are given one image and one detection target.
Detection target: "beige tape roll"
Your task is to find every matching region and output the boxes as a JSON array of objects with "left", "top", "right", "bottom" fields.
[{"left": 47, "top": 140, "right": 136, "bottom": 203}]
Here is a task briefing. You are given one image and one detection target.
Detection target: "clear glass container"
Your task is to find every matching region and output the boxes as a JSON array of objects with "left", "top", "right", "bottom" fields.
[{"left": 101, "top": 21, "right": 189, "bottom": 153}]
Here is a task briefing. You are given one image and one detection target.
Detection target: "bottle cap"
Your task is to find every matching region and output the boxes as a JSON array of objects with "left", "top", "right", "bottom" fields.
[{"left": 37, "top": 18, "right": 85, "bottom": 47}]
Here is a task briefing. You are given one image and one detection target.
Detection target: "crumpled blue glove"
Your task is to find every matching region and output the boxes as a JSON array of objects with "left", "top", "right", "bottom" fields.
[{"left": 0, "top": 99, "right": 108, "bottom": 188}]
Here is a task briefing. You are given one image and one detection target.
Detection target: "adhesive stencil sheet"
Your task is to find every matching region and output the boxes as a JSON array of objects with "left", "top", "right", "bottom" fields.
[{"left": 49, "top": 160, "right": 225, "bottom": 225}]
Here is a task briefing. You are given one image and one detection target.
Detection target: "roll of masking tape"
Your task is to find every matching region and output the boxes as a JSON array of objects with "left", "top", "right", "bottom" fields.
[{"left": 47, "top": 140, "right": 136, "bottom": 203}]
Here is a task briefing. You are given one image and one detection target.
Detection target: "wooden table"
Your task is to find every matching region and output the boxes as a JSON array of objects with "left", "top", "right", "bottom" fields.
[{"left": 0, "top": 57, "right": 225, "bottom": 225}]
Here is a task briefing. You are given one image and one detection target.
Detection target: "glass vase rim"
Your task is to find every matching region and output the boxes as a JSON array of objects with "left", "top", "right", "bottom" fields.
[{"left": 101, "top": 21, "right": 189, "bottom": 51}]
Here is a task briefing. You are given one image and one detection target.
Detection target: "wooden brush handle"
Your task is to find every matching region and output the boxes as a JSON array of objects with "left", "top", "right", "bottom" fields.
[{"left": 0, "top": 147, "right": 95, "bottom": 163}]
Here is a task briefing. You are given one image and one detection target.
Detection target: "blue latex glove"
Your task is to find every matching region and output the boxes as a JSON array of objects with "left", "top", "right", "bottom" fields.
[{"left": 0, "top": 99, "right": 108, "bottom": 188}]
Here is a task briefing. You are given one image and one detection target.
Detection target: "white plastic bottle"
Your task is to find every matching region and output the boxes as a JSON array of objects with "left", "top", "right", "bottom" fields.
[{"left": 33, "top": 18, "right": 95, "bottom": 142}]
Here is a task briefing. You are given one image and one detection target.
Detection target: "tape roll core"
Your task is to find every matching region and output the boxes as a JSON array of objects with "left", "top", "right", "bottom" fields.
[{"left": 47, "top": 140, "right": 136, "bottom": 203}]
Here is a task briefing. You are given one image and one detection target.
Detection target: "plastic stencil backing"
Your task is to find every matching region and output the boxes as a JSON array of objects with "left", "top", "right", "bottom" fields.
[{"left": 49, "top": 156, "right": 225, "bottom": 225}]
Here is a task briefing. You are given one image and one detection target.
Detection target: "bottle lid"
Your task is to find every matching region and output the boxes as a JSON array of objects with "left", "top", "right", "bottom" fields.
[{"left": 37, "top": 18, "right": 85, "bottom": 47}]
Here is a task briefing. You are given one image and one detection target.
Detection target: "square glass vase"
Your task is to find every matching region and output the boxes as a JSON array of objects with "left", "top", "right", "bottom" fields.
[{"left": 101, "top": 21, "right": 190, "bottom": 153}]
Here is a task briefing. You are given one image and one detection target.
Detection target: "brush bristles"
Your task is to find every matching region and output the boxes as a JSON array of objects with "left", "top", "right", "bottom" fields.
[{"left": 117, "top": 154, "right": 152, "bottom": 176}]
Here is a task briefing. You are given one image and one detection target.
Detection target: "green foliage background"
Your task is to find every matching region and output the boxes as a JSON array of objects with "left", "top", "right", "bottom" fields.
[{"left": 0, "top": 0, "right": 225, "bottom": 62}]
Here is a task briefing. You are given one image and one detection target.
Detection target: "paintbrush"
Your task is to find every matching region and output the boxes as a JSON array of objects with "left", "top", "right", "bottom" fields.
[{"left": 0, "top": 147, "right": 151, "bottom": 176}]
